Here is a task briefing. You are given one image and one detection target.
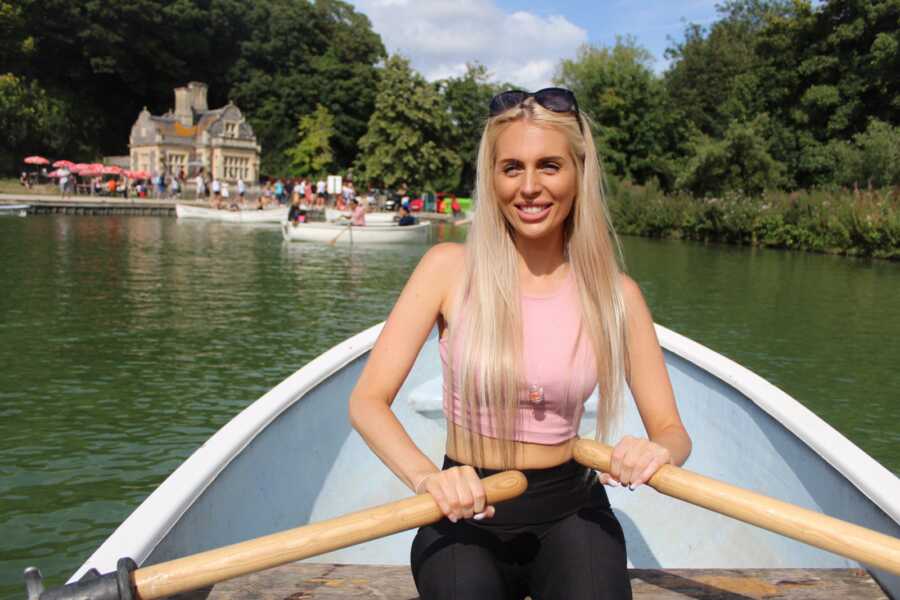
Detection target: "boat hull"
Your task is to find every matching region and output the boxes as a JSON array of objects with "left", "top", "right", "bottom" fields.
[
  {"left": 0, "top": 204, "right": 29, "bottom": 217},
  {"left": 176, "top": 204, "right": 288, "bottom": 223},
  {"left": 282, "top": 222, "right": 430, "bottom": 244},
  {"left": 73, "top": 325, "right": 900, "bottom": 596}
]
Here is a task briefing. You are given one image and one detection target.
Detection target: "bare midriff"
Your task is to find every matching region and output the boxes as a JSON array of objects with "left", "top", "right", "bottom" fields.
[{"left": 445, "top": 422, "right": 577, "bottom": 470}]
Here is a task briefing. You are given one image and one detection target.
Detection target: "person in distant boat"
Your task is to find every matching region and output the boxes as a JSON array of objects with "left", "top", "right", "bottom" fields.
[
  {"left": 397, "top": 204, "right": 415, "bottom": 226},
  {"left": 348, "top": 87, "right": 691, "bottom": 599},
  {"left": 288, "top": 196, "right": 307, "bottom": 225},
  {"left": 349, "top": 197, "right": 366, "bottom": 226}
]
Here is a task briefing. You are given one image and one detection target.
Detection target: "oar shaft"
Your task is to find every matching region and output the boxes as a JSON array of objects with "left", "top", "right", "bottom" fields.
[
  {"left": 132, "top": 470, "right": 526, "bottom": 600},
  {"left": 573, "top": 439, "right": 900, "bottom": 576}
]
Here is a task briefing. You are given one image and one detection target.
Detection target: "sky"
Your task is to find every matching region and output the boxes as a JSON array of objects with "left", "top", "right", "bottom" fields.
[{"left": 347, "top": 0, "right": 724, "bottom": 90}]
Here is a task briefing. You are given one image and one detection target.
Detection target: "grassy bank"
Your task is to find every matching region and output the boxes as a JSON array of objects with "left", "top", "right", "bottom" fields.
[{"left": 607, "top": 180, "right": 899, "bottom": 260}]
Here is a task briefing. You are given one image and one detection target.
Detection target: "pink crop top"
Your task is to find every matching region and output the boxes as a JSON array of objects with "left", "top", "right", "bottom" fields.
[{"left": 440, "top": 269, "right": 598, "bottom": 444}]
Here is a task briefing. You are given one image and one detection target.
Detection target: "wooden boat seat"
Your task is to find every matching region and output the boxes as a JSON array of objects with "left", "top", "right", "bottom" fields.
[{"left": 202, "top": 562, "right": 889, "bottom": 599}]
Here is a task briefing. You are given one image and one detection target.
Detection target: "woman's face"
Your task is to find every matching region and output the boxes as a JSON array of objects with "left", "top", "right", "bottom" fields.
[{"left": 493, "top": 119, "right": 577, "bottom": 243}]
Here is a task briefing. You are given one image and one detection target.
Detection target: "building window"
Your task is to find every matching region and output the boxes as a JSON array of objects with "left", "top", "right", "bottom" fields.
[
  {"left": 224, "top": 122, "right": 237, "bottom": 138},
  {"left": 167, "top": 152, "right": 187, "bottom": 174},
  {"left": 223, "top": 155, "right": 250, "bottom": 180}
]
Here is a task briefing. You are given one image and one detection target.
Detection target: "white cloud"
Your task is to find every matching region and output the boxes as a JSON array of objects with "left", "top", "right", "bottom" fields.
[{"left": 349, "top": 0, "right": 588, "bottom": 90}]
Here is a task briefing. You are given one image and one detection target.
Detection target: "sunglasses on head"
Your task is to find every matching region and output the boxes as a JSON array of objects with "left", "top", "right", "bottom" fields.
[{"left": 488, "top": 87, "right": 583, "bottom": 132}]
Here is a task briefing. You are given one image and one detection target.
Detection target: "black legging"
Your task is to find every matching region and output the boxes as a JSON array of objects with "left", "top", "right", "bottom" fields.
[{"left": 410, "top": 456, "right": 632, "bottom": 599}]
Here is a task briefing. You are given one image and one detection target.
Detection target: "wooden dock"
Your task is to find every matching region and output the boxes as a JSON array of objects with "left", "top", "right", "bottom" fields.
[{"left": 197, "top": 563, "right": 888, "bottom": 599}]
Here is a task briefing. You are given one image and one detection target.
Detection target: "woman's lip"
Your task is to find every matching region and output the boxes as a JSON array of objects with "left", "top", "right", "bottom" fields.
[{"left": 515, "top": 204, "right": 551, "bottom": 223}]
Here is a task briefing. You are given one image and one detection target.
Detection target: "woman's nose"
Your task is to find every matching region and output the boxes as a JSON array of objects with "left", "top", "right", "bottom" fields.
[{"left": 521, "top": 169, "right": 542, "bottom": 198}]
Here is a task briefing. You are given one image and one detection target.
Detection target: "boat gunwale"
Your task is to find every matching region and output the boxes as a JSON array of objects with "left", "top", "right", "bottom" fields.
[
  {"left": 70, "top": 322, "right": 386, "bottom": 581},
  {"left": 72, "top": 323, "right": 900, "bottom": 582}
]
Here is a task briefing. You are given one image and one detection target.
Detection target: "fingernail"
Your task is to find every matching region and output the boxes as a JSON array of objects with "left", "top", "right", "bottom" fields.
[
  {"left": 473, "top": 512, "right": 485, "bottom": 520},
  {"left": 609, "top": 478, "right": 621, "bottom": 487},
  {"left": 449, "top": 516, "right": 458, "bottom": 523},
  {"left": 628, "top": 484, "right": 638, "bottom": 491}
]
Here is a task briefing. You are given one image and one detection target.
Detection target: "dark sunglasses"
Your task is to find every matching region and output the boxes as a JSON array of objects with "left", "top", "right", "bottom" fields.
[{"left": 488, "top": 87, "right": 583, "bottom": 132}]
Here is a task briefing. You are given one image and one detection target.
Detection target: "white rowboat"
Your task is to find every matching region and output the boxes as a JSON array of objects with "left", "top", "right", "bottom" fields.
[
  {"left": 72, "top": 323, "right": 900, "bottom": 596},
  {"left": 0, "top": 204, "right": 29, "bottom": 217},
  {"left": 176, "top": 204, "right": 288, "bottom": 223},
  {"left": 281, "top": 221, "right": 430, "bottom": 244}
]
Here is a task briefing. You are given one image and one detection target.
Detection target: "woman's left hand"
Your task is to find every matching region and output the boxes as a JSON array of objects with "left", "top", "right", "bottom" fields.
[{"left": 602, "top": 435, "right": 672, "bottom": 490}]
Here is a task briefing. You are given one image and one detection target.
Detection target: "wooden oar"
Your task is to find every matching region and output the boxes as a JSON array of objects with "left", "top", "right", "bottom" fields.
[
  {"left": 453, "top": 217, "right": 472, "bottom": 226},
  {"left": 30, "top": 470, "right": 526, "bottom": 600},
  {"left": 573, "top": 438, "right": 900, "bottom": 576},
  {"left": 328, "top": 222, "right": 351, "bottom": 245}
]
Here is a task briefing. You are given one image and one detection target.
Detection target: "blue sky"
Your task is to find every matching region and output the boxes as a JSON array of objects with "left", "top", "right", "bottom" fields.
[{"left": 348, "top": 0, "right": 726, "bottom": 88}]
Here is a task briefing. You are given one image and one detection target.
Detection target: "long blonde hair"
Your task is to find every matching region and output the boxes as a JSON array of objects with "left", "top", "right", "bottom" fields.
[{"left": 449, "top": 97, "right": 628, "bottom": 468}]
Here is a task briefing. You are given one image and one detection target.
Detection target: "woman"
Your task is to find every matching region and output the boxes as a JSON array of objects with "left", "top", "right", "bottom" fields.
[{"left": 348, "top": 88, "right": 691, "bottom": 599}]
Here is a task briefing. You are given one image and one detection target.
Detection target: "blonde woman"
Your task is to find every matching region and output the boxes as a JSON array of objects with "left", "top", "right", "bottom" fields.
[{"left": 349, "top": 88, "right": 691, "bottom": 599}]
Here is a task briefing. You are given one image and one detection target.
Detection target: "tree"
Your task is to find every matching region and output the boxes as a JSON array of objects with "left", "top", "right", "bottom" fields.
[
  {"left": 357, "top": 55, "right": 461, "bottom": 192},
  {"left": 675, "top": 115, "right": 784, "bottom": 197},
  {"left": 437, "top": 63, "right": 498, "bottom": 195},
  {"left": 285, "top": 104, "right": 335, "bottom": 176},
  {"left": 556, "top": 37, "right": 685, "bottom": 189}
]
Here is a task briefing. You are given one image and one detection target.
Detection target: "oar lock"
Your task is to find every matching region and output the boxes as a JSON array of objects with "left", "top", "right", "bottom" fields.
[{"left": 24, "top": 558, "right": 137, "bottom": 600}]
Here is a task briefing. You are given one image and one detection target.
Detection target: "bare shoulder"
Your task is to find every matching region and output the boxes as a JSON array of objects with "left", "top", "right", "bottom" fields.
[
  {"left": 416, "top": 242, "right": 465, "bottom": 318},
  {"left": 618, "top": 272, "right": 645, "bottom": 307},
  {"left": 419, "top": 242, "right": 465, "bottom": 272}
]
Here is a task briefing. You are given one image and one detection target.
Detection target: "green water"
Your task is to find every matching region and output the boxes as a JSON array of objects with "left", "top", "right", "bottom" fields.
[{"left": 0, "top": 216, "right": 897, "bottom": 598}]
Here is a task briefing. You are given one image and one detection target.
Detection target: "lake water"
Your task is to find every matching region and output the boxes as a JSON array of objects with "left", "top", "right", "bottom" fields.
[{"left": 0, "top": 215, "right": 897, "bottom": 598}]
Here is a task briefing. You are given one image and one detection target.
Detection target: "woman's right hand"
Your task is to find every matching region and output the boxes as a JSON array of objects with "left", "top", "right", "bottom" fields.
[{"left": 415, "top": 466, "right": 496, "bottom": 523}]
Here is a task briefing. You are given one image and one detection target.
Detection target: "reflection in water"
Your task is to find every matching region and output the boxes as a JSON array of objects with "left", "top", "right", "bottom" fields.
[{"left": 0, "top": 216, "right": 896, "bottom": 597}]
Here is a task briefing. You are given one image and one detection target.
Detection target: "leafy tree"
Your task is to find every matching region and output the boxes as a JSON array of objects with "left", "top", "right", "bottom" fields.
[
  {"left": 0, "top": 74, "right": 77, "bottom": 173},
  {"left": 556, "top": 37, "right": 686, "bottom": 189},
  {"left": 437, "top": 63, "right": 497, "bottom": 195},
  {"left": 676, "top": 115, "right": 784, "bottom": 197},
  {"left": 358, "top": 55, "right": 461, "bottom": 192},
  {"left": 229, "top": 0, "right": 385, "bottom": 174},
  {"left": 826, "top": 119, "right": 900, "bottom": 187},
  {"left": 285, "top": 104, "right": 335, "bottom": 177}
]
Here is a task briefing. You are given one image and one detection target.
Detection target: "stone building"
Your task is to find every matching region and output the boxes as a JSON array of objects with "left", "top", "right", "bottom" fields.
[{"left": 129, "top": 82, "right": 260, "bottom": 182}]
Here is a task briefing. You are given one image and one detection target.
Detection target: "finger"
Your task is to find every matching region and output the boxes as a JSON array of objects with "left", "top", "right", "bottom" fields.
[
  {"left": 599, "top": 472, "right": 621, "bottom": 487},
  {"left": 462, "top": 467, "right": 486, "bottom": 514},
  {"left": 632, "top": 457, "right": 661, "bottom": 489},
  {"left": 610, "top": 438, "right": 630, "bottom": 481},
  {"left": 620, "top": 443, "right": 644, "bottom": 486},
  {"left": 473, "top": 504, "right": 496, "bottom": 520},
  {"left": 454, "top": 473, "right": 475, "bottom": 520},
  {"left": 437, "top": 472, "right": 461, "bottom": 522}
]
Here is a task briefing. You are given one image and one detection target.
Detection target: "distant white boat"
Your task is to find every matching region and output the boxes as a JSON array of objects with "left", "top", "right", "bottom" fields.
[
  {"left": 282, "top": 221, "right": 430, "bottom": 244},
  {"left": 325, "top": 208, "right": 398, "bottom": 224},
  {"left": 175, "top": 204, "right": 288, "bottom": 223},
  {"left": 71, "top": 323, "right": 900, "bottom": 596},
  {"left": 0, "top": 204, "right": 29, "bottom": 217}
]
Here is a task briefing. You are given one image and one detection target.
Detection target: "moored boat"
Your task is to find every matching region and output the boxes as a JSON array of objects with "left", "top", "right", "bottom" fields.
[
  {"left": 0, "top": 204, "right": 29, "bottom": 217},
  {"left": 325, "top": 208, "right": 398, "bottom": 224},
  {"left": 281, "top": 221, "right": 430, "bottom": 244},
  {"left": 175, "top": 203, "right": 288, "bottom": 223},
  {"left": 69, "top": 323, "right": 900, "bottom": 596}
]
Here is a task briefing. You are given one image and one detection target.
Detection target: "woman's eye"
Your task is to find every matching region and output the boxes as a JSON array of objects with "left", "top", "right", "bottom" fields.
[
  {"left": 503, "top": 165, "right": 521, "bottom": 175},
  {"left": 542, "top": 163, "right": 560, "bottom": 173}
]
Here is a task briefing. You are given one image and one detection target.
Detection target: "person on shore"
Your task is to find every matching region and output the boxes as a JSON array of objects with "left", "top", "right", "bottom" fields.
[
  {"left": 59, "top": 167, "right": 71, "bottom": 199},
  {"left": 316, "top": 177, "right": 326, "bottom": 207},
  {"left": 20, "top": 171, "right": 31, "bottom": 189},
  {"left": 223, "top": 182, "right": 235, "bottom": 210},
  {"left": 107, "top": 177, "right": 118, "bottom": 196},
  {"left": 238, "top": 177, "right": 246, "bottom": 205},
  {"left": 397, "top": 204, "right": 415, "bottom": 226},
  {"left": 195, "top": 172, "right": 206, "bottom": 201},
  {"left": 349, "top": 197, "right": 365, "bottom": 226},
  {"left": 348, "top": 88, "right": 691, "bottom": 599},
  {"left": 211, "top": 177, "right": 222, "bottom": 208},
  {"left": 274, "top": 178, "right": 285, "bottom": 205},
  {"left": 169, "top": 175, "right": 180, "bottom": 199}
]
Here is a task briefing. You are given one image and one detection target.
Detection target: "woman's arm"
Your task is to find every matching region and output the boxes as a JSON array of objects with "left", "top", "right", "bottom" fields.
[
  {"left": 348, "top": 245, "right": 457, "bottom": 487},
  {"left": 605, "top": 274, "right": 692, "bottom": 488}
]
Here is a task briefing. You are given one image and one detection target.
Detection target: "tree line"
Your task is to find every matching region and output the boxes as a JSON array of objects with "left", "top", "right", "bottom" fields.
[{"left": 2, "top": 0, "right": 898, "bottom": 198}]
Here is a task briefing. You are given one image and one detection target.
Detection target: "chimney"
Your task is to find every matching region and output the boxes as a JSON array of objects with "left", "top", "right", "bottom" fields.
[
  {"left": 188, "top": 81, "right": 208, "bottom": 113},
  {"left": 174, "top": 86, "right": 192, "bottom": 126}
]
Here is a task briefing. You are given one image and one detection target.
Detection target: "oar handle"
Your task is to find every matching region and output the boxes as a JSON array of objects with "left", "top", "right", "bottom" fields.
[
  {"left": 132, "top": 470, "right": 526, "bottom": 599},
  {"left": 573, "top": 438, "right": 900, "bottom": 576}
]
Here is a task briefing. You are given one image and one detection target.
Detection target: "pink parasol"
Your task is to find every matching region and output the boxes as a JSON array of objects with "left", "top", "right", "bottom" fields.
[
  {"left": 102, "top": 165, "right": 124, "bottom": 175},
  {"left": 52, "top": 159, "right": 75, "bottom": 168},
  {"left": 48, "top": 169, "right": 65, "bottom": 178},
  {"left": 24, "top": 155, "right": 49, "bottom": 165},
  {"left": 79, "top": 165, "right": 104, "bottom": 177}
]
